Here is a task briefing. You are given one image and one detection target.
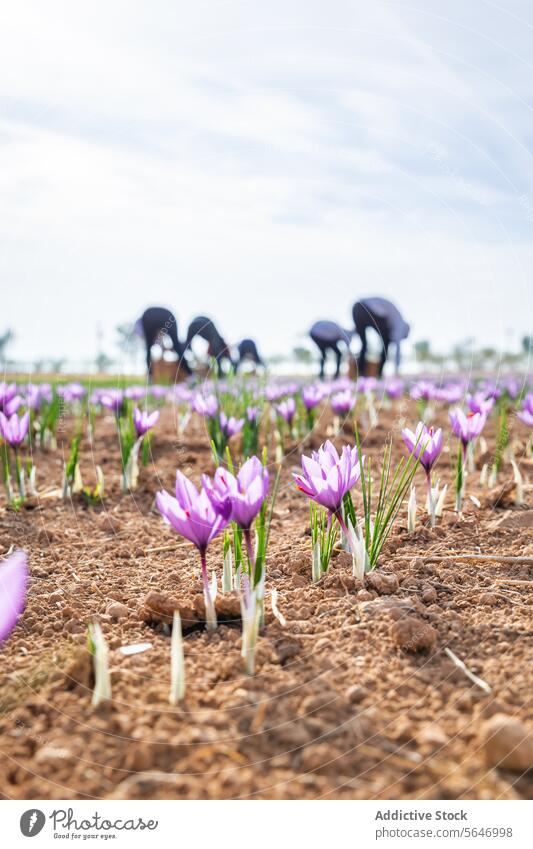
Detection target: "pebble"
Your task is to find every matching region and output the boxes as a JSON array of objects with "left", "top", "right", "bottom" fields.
[
  {"left": 366, "top": 572, "right": 399, "bottom": 595},
  {"left": 480, "top": 714, "right": 533, "bottom": 772},
  {"left": 346, "top": 684, "right": 366, "bottom": 704},
  {"left": 390, "top": 617, "right": 437, "bottom": 652},
  {"left": 106, "top": 602, "right": 129, "bottom": 620}
]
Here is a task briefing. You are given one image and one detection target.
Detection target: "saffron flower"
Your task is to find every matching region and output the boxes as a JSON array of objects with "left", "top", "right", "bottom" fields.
[
  {"left": 204, "top": 456, "right": 269, "bottom": 531},
  {"left": 219, "top": 412, "right": 244, "bottom": 439},
  {"left": 301, "top": 385, "right": 323, "bottom": 410},
  {"left": 450, "top": 408, "right": 486, "bottom": 512},
  {"left": 330, "top": 390, "right": 354, "bottom": 416},
  {"left": 449, "top": 408, "right": 487, "bottom": 447},
  {"left": 0, "top": 550, "right": 28, "bottom": 643},
  {"left": 0, "top": 411, "right": 30, "bottom": 447},
  {"left": 0, "top": 383, "right": 19, "bottom": 412},
  {"left": 517, "top": 394, "right": 533, "bottom": 428},
  {"left": 294, "top": 440, "right": 362, "bottom": 517},
  {"left": 402, "top": 422, "right": 443, "bottom": 526},
  {"left": 467, "top": 392, "right": 494, "bottom": 416},
  {"left": 192, "top": 393, "right": 218, "bottom": 418},
  {"left": 402, "top": 422, "right": 443, "bottom": 475},
  {"left": 275, "top": 398, "right": 296, "bottom": 425},
  {"left": 133, "top": 408, "right": 160, "bottom": 436},
  {"left": 156, "top": 471, "right": 227, "bottom": 630}
]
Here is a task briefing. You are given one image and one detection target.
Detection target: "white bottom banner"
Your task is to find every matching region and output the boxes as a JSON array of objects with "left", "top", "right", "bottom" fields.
[{"left": 3, "top": 799, "right": 531, "bottom": 848}]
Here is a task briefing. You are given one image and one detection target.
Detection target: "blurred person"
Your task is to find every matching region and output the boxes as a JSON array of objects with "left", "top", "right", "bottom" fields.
[
  {"left": 352, "top": 297, "right": 410, "bottom": 376},
  {"left": 135, "top": 306, "right": 191, "bottom": 377},
  {"left": 309, "top": 320, "right": 353, "bottom": 379},
  {"left": 184, "top": 316, "right": 234, "bottom": 375},
  {"left": 234, "top": 338, "right": 265, "bottom": 372}
]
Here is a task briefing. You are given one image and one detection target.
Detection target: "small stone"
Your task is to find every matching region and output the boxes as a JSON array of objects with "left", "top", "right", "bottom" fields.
[
  {"left": 275, "top": 638, "right": 300, "bottom": 664},
  {"left": 390, "top": 617, "right": 437, "bottom": 652},
  {"left": 479, "top": 592, "right": 499, "bottom": 606},
  {"left": 421, "top": 586, "right": 437, "bottom": 605},
  {"left": 480, "top": 714, "right": 533, "bottom": 772},
  {"left": 346, "top": 685, "right": 366, "bottom": 704},
  {"left": 106, "top": 602, "right": 129, "bottom": 620},
  {"left": 366, "top": 571, "right": 399, "bottom": 595},
  {"left": 418, "top": 724, "right": 449, "bottom": 750}
]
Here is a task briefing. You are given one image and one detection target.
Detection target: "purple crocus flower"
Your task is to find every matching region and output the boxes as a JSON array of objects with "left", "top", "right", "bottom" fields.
[
  {"left": 156, "top": 471, "right": 227, "bottom": 552},
  {"left": 125, "top": 386, "right": 146, "bottom": 401},
  {"left": 301, "top": 385, "right": 323, "bottom": 410},
  {"left": 156, "top": 471, "right": 228, "bottom": 630},
  {"left": 0, "top": 550, "right": 28, "bottom": 643},
  {"left": 24, "top": 385, "right": 41, "bottom": 411},
  {"left": 402, "top": 422, "right": 443, "bottom": 526},
  {"left": 246, "top": 406, "right": 260, "bottom": 424},
  {"left": 219, "top": 412, "right": 244, "bottom": 438},
  {"left": 133, "top": 408, "right": 160, "bottom": 436},
  {"left": 0, "top": 383, "right": 19, "bottom": 412},
  {"left": 0, "top": 411, "right": 30, "bottom": 447},
  {"left": 58, "top": 382, "right": 87, "bottom": 404},
  {"left": 410, "top": 381, "right": 436, "bottom": 402},
  {"left": 99, "top": 390, "right": 123, "bottom": 414},
  {"left": 276, "top": 398, "right": 296, "bottom": 424},
  {"left": 330, "top": 390, "right": 354, "bottom": 416},
  {"left": 402, "top": 422, "right": 443, "bottom": 475},
  {"left": 4, "top": 395, "right": 23, "bottom": 416},
  {"left": 294, "top": 440, "right": 363, "bottom": 517},
  {"left": 467, "top": 392, "right": 494, "bottom": 416},
  {"left": 517, "top": 395, "right": 533, "bottom": 427},
  {"left": 204, "top": 456, "right": 269, "bottom": 531},
  {"left": 192, "top": 393, "right": 218, "bottom": 418},
  {"left": 449, "top": 408, "right": 487, "bottom": 447},
  {"left": 384, "top": 378, "right": 404, "bottom": 399}
]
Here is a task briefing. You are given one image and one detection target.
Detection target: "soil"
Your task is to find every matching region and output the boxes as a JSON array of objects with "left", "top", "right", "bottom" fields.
[{"left": 0, "top": 399, "right": 532, "bottom": 800}]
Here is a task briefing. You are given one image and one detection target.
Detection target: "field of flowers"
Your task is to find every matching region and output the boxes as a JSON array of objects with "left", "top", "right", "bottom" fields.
[{"left": 0, "top": 374, "right": 532, "bottom": 799}]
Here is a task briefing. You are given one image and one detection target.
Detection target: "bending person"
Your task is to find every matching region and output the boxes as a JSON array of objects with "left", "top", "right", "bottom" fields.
[
  {"left": 184, "top": 316, "right": 233, "bottom": 375},
  {"left": 352, "top": 297, "right": 410, "bottom": 376},
  {"left": 135, "top": 306, "right": 191, "bottom": 377},
  {"left": 309, "top": 320, "right": 352, "bottom": 379},
  {"left": 235, "top": 338, "right": 264, "bottom": 372}
]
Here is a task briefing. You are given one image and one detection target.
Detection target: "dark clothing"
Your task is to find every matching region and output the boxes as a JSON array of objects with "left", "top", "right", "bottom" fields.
[
  {"left": 140, "top": 307, "right": 191, "bottom": 376},
  {"left": 309, "top": 320, "right": 351, "bottom": 379},
  {"left": 352, "top": 298, "right": 409, "bottom": 376},
  {"left": 235, "top": 338, "right": 264, "bottom": 372},
  {"left": 184, "top": 316, "right": 233, "bottom": 375}
]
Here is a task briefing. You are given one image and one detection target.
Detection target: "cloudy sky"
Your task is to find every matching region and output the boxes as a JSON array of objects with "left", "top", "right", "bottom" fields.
[{"left": 1, "top": 0, "right": 532, "bottom": 368}]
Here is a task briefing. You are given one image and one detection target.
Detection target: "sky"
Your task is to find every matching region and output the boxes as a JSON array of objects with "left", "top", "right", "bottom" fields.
[{"left": 1, "top": 0, "right": 532, "bottom": 369}]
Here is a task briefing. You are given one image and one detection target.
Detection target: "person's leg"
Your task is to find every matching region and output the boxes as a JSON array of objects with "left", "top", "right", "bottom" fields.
[
  {"left": 352, "top": 301, "right": 370, "bottom": 376},
  {"left": 377, "top": 325, "right": 390, "bottom": 376},
  {"left": 332, "top": 342, "right": 342, "bottom": 378},
  {"left": 167, "top": 321, "right": 191, "bottom": 375}
]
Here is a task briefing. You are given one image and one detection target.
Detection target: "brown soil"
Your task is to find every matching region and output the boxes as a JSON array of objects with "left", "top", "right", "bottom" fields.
[{"left": 0, "top": 401, "right": 532, "bottom": 800}]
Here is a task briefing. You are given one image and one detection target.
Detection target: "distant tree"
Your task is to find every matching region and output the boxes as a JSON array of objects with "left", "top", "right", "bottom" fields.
[
  {"left": 413, "top": 340, "right": 431, "bottom": 362},
  {"left": 0, "top": 329, "right": 14, "bottom": 363},
  {"left": 95, "top": 352, "right": 114, "bottom": 373},
  {"left": 266, "top": 354, "right": 287, "bottom": 366},
  {"left": 522, "top": 335, "right": 532, "bottom": 356},
  {"left": 292, "top": 346, "right": 313, "bottom": 364},
  {"left": 50, "top": 358, "right": 65, "bottom": 374}
]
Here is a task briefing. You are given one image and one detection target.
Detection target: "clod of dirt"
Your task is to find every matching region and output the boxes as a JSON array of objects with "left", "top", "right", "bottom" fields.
[
  {"left": 480, "top": 714, "right": 533, "bottom": 773},
  {"left": 141, "top": 592, "right": 202, "bottom": 629},
  {"left": 390, "top": 617, "right": 437, "bottom": 652},
  {"left": 418, "top": 724, "right": 449, "bottom": 750},
  {"left": 106, "top": 602, "right": 129, "bottom": 620},
  {"left": 141, "top": 590, "right": 241, "bottom": 631},
  {"left": 361, "top": 596, "right": 417, "bottom": 620},
  {"left": 365, "top": 571, "right": 399, "bottom": 595}
]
